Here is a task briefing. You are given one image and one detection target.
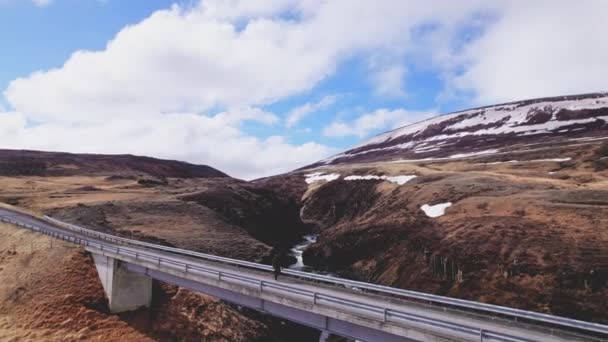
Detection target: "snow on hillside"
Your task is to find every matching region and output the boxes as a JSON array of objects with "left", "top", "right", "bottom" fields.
[
  {"left": 305, "top": 172, "right": 340, "bottom": 184},
  {"left": 344, "top": 174, "right": 417, "bottom": 185},
  {"left": 367, "top": 93, "right": 608, "bottom": 146},
  {"left": 316, "top": 93, "right": 608, "bottom": 166},
  {"left": 421, "top": 202, "right": 452, "bottom": 218}
]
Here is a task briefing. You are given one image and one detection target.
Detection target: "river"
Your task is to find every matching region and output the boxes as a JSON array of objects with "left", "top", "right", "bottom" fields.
[{"left": 288, "top": 234, "right": 319, "bottom": 271}]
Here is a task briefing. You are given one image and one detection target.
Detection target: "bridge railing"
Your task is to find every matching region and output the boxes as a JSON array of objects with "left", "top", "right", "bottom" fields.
[
  {"left": 2, "top": 215, "right": 527, "bottom": 342},
  {"left": 40, "top": 215, "right": 608, "bottom": 338}
]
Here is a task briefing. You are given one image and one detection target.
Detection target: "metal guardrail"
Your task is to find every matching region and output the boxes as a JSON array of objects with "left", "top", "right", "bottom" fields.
[
  {"left": 2, "top": 212, "right": 607, "bottom": 341},
  {"left": 41, "top": 215, "right": 608, "bottom": 338},
  {"left": 1, "top": 215, "right": 535, "bottom": 342}
]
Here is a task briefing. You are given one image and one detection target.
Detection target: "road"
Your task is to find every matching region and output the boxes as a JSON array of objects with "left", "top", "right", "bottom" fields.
[{"left": 1, "top": 207, "right": 607, "bottom": 342}]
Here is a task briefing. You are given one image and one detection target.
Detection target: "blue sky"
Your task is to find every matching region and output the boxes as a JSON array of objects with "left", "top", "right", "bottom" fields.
[
  {"left": 1, "top": 1, "right": 606, "bottom": 179},
  {"left": 0, "top": 1, "right": 173, "bottom": 91}
]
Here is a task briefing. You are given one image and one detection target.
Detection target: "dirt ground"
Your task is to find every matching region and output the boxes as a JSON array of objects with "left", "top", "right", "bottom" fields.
[
  {"left": 1, "top": 141, "right": 607, "bottom": 336},
  {"left": 0, "top": 176, "right": 264, "bottom": 259},
  {"left": 0, "top": 158, "right": 321, "bottom": 341},
  {"left": 0, "top": 222, "right": 280, "bottom": 341},
  {"left": 298, "top": 141, "right": 608, "bottom": 323}
]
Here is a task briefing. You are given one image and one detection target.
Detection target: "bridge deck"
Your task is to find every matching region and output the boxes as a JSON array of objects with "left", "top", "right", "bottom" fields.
[{"left": 1, "top": 207, "right": 606, "bottom": 342}]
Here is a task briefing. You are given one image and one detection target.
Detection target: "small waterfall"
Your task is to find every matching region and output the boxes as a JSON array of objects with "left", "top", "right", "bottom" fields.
[{"left": 288, "top": 234, "right": 318, "bottom": 271}]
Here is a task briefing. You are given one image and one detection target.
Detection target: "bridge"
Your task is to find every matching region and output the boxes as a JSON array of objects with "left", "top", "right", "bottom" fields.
[{"left": 1, "top": 207, "right": 607, "bottom": 342}]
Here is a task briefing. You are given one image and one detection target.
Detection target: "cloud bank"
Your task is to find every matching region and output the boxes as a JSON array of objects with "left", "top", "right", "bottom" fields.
[{"left": 2, "top": 0, "right": 607, "bottom": 178}]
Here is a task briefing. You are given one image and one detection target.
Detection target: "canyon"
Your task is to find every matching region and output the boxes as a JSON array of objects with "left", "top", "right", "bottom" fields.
[{"left": 0, "top": 92, "right": 607, "bottom": 340}]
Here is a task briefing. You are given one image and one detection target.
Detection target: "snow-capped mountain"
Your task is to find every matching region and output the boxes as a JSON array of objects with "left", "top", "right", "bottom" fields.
[{"left": 312, "top": 92, "right": 608, "bottom": 167}]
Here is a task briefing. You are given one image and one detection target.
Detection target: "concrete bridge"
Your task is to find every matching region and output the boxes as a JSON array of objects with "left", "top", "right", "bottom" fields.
[{"left": 1, "top": 207, "right": 607, "bottom": 342}]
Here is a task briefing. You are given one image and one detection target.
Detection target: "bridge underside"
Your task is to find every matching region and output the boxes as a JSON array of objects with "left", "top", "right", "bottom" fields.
[
  {"left": 124, "top": 262, "right": 414, "bottom": 342},
  {"left": 90, "top": 250, "right": 413, "bottom": 342}
]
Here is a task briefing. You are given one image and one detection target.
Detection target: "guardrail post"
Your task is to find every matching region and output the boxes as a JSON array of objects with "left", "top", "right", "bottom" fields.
[
  {"left": 479, "top": 329, "right": 484, "bottom": 342},
  {"left": 313, "top": 292, "right": 317, "bottom": 305}
]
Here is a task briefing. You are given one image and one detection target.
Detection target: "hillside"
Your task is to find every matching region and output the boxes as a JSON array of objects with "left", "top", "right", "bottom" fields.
[
  {"left": 0, "top": 221, "right": 273, "bottom": 341},
  {"left": 309, "top": 92, "right": 608, "bottom": 167},
  {"left": 0, "top": 151, "right": 316, "bottom": 340},
  {"left": 261, "top": 92, "right": 608, "bottom": 323},
  {"left": 0, "top": 92, "right": 607, "bottom": 337},
  {"left": 0, "top": 149, "right": 229, "bottom": 179}
]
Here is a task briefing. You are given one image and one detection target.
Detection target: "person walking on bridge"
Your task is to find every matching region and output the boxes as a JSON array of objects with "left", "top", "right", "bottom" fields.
[{"left": 272, "top": 250, "right": 282, "bottom": 281}]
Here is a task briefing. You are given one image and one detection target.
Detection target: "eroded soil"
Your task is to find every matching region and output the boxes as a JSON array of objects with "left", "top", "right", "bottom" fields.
[{"left": 296, "top": 141, "right": 608, "bottom": 323}]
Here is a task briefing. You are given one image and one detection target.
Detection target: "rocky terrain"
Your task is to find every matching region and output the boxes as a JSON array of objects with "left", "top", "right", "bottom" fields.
[
  {"left": 273, "top": 92, "right": 608, "bottom": 323},
  {"left": 0, "top": 92, "right": 607, "bottom": 339},
  {"left": 0, "top": 221, "right": 282, "bottom": 341},
  {"left": 0, "top": 151, "right": 315, "bottom": 341},
  {"left": 0, "top": 151, "right": 308, "bottom": 262}
]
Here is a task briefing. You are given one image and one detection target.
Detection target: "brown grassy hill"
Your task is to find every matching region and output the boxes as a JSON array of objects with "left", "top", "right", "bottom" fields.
[
  {"left": 0, "top": 222, "right": 270, "bottom": 341},
  {"left": 280, "top": 139, "right": 608, "bottom": 323},
  {"left": 0, "top": 149, "right": 229, "bottom": 179},
  {"left": 0, "top": 151, "right": 316, "bottom": 340}
]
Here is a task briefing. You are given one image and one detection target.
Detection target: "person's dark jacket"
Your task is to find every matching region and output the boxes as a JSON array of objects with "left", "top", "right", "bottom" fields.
[{"left": 272, "top": 253, "right": 281, "bottom": 271}]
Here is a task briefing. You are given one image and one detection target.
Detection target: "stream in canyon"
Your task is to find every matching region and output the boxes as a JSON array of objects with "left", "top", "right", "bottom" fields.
[{"left": 288, "top": 234, "right": 319, "bottom": 271}]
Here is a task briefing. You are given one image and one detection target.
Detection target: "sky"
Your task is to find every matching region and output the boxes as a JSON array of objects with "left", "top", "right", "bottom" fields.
[{"left": 0, "top": 0, "right": 607, "bottom": 179}]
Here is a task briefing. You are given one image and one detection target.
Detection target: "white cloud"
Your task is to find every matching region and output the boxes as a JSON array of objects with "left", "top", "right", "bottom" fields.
[
  {"left": 5, "top": 1, "right": 484, "bottom": 123},
  {"left": 323, "top": 108, "right": 436, "bottom": 138},
  {"left": 285, "top": 95, "right": 337, "bottom": 128},
  {"left": 371, "top": 64, "right": 407, "bottom": 98},
  {"left": 2, "top": 0, "right": 485, "bottom": 178},
  {"left": 0, "top": 108, "right": 333, "bottom": 180},
  {"left": 450, "top": 0, "right": 608, "bottom": 105},
  {"left": 6, "top": 1, "right": 606, "bottom": 176}
]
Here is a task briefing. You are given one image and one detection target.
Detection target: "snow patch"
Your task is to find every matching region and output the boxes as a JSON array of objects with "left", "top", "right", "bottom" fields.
[
  {"left": 530, "top": 158, "right": 571, "bottom": 162},
  {"left": 305, "top": 172, "right": 340, "bottom": 184},
  {"left": 448, "top": 149, "right": 499, "bottom": 159},
  {"left": 386, "top": 175, "right": 418, "bottom": 185},
  {"left": 478, "top": 158, "right": 570, "bottom": 165},
  {"left": 569, "top": 136, "right": 608, "bottom": 142},
  {"left": 478, "top": 160, "right": 519, "bottom": 165},
  {"left": 421, "top": 202, "right": 452, "bottom": 218},
  {"left": 344, "top": 174, "right": 417, "bottom": 185}
]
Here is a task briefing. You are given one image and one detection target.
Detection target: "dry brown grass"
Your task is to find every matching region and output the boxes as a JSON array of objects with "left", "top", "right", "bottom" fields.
[
  {"left": 298, "top": 142, "right": 608, "bottom": 323},
  {"left": 0, "top": 223, "right": 271, "bottom": 341}
]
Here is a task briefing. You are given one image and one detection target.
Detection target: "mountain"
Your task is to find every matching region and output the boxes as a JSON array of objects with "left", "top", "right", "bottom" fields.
[
  {"left": 1, "top": 93, "right": 607, "bottom": 330},
  {"left": 0, "top": 149, "right": 229, "bottom": 179},
  {"left": 262, "top": 92, "right": 608, "bottom": 323},
  {"left": 0, "top": 150, "right": 316, "bottom": 339},
  {"left": 309, "top": 92, "right": 608, "bottom": 167}
]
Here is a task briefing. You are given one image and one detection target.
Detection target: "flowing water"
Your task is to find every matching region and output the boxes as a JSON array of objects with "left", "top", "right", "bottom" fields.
[{"left": 288, "top": 234, "right": 318, "bottom": 271}]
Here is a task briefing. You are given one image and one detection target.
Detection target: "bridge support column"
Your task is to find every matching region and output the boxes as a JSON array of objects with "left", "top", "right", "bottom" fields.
[
  {"left": 319, "top": 331, "right": 355, "bottom": 342},
  {"left": 91, "top": 253, "right": 152, "bottom": 313}
]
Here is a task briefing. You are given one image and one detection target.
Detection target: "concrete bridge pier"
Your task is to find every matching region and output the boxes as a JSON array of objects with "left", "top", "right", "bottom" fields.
[
  {"left": 319, "top": 331, "right": 356, "bottom": 342},
  {"left": 91, "top": 253, "right": 152, "bottom": 313}
]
